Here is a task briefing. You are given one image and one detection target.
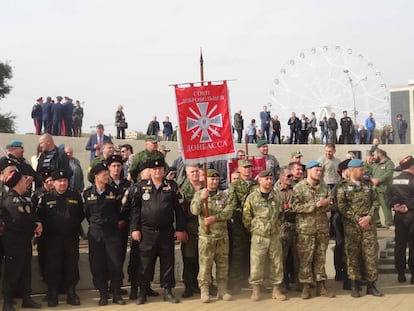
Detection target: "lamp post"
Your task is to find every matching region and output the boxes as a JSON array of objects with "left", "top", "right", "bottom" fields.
[{"left": 343, "top": 69, "right": 367, "bottom": 123}]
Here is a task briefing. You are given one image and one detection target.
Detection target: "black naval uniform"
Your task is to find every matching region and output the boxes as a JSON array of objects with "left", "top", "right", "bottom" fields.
[
  {"left": 1, "top": 189, "right": 40, "bottom": 308},
  {"left": 130, "top": 178, "right": 185, "bottom": 300},
  {"left": 83, "top": 184, "right": 125, "bottom": 302},
  {"left": 385, "top": 170, "right": 414, "bottom": 282},
  {"left": 37, "top": 189, "right": 84, "bottom": 305}
]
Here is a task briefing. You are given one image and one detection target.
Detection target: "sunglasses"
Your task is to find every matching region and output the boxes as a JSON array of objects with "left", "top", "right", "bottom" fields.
[{"left": 286, "top": 174, "right": 293, "bottom": 178}]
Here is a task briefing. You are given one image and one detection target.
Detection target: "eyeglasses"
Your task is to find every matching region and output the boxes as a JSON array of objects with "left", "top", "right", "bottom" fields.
[{"left": 286, "top": 174, "right": 293, "bottom": 178}]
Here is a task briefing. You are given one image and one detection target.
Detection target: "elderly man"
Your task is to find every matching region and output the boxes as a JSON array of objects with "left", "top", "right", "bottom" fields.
[
  {"left": 4, "top": 141, "right": 36, "bottom": 178},
  {"left": 291, "top": 161, "right": 335, "bottom": 299}
]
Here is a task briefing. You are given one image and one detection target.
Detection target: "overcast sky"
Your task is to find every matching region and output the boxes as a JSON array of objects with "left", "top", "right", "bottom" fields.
[{"left": 1, "top": 0, "right": 413, "bottom": 135}]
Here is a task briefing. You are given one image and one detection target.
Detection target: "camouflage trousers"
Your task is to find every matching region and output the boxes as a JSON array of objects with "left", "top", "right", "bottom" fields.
[
  {"left": 250, "top": 234, "right": 283, "bottom": 285},
  {"left": 297, "top": 232, "right": 329, "bottom": 283},
  {"left": 344, "top": 224, "right": 378, "bottom": 282},
  {"left": 198, "top": 235, "right": 229, "bottom": 287}
]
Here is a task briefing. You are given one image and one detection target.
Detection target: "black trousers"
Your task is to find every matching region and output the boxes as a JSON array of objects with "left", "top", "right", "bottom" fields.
[
  {"left": 139, "top": 228, "right": 175, "bottom": 289},
  {"left": 2, "top": 234, "right": 32, "bottom": 298},
  {"left": 88, "top": 230, "right": 123, "bottom": 290},
  {"left": 395, "top": 212, "right": 414, "bottom": 274},
  {"left": 45, "top": 234, "right": 80, "bottom": 289}
]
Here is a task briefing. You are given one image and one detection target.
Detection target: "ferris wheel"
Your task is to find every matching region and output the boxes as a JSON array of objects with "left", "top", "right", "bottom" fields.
[{"left": 269, "top": 45, "right": 390, "bottom": 130}]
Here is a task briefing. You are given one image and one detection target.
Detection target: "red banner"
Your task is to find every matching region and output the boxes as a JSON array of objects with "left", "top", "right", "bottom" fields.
[
  {"left": 228, "top": 157, "right": 266, "bottom": 180},
  {"left": 175, "top": 81, "right": 235, "bottom": 163}
]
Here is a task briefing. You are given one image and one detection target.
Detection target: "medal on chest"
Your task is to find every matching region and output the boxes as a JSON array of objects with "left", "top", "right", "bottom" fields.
[{"left": 142, "top": 190, "right": 150, "bottom": 201}]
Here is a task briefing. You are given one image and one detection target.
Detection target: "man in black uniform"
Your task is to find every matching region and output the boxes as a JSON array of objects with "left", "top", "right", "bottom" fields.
[
  {"left": 340, "top": 110, "right": 353, "bottom": 144},
  {"left": 83, "top": 162, "right": 126, "bottom": 306},
  {"left": 36, "top": 170, "right": 84, "bottom": 307},
  {"left": 1, "top": 170, "right": 42, "bottom": 311},
  {"left": 385, "top": 155, "right": 414, "bottom": 283},
  {"left": 130, "top": 158, "right": 187, "bottom": 305},
  {"left": 107, "top": 154, "right": 131, "bottom": 296}
]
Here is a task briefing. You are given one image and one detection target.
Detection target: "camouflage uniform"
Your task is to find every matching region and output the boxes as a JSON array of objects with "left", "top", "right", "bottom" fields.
[
  {"left": 226, "top": 178, "right": 258, "bottom": 290},
  {"left": 336, "top": 179, "right": 379, "bottom": 282},
  {"left": 190, "top": 190, "right": 232, "bottom": 288},
  {"left": 274, "top": 182, "right": 298, "bottom": 286},
  {"left": 179, "top": 179, "right": 200, "bottom": 293},
  {"left": 371, "top": 158, "right": 395, "bottom": 226},
  {"left": 243, "top": 188, "right": 284, "bottom": 286},
  {"left": 264, "top": 154, "right": 280, "bottom": 183},
  {"left": 128, "top": 149, "right": 165, "bottom": 182},
  {"left": 291, "top": 179, "right": 331, "bottom": 284}
]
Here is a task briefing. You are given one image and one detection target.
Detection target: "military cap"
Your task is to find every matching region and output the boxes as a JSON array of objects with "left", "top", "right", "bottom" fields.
[
  {"left": 51, "top": 169, "right": 68, "bottom": 180},
  {"left": 5, "top": 170, "right": 23, "bottom": 188},
  {"left": 258, "top": 170, "right": 273, "bottom": 178},
  {"left": 92, "top": 162, "right": 109, "bottom": 175},
  {"left": 36, "top": 97, "right": 43, "bottom": 102},
  {"left": 305, "top": 160, "right": 321, "bottom": 170},
  {"left": 56, "top": 96, "right": 63, "bottom": 101},
  {"left": 0, "top": 157, "right": 18, "bottom": 172},
  {"left": 256, "top": 140, "right": 268, "bottom": 148},
  {"left": 291, "top": 151, "right": 303, "bottom": 158},
  {"left": 107, "top": 154, "right": 123, "bottom": 166},
  {"left": 41, "top": 169, "right": 53, "bottom": 182},
  {"left": 207, "top": 169, "right": 220, "bottom": 178},
  {"left": 399, "top": 155, "right": 414, "bottom": 170},
  {"left": 159, "top": 145, "right": 170, "bottom": 152},
  {"left": 238, "top": 159, "right": 252, "bottom": 167},
  {"left": 8, "top": 141, "right": 23, "bottom": 148},
  {"left": 347, "top": 159, "right": 364, "bottom": 168},
  {"left": 145, "top": 135, "right": 159, "bottom": 143},
  {"left": 146, "top": 158, "right": 165, "bottom": 168}
]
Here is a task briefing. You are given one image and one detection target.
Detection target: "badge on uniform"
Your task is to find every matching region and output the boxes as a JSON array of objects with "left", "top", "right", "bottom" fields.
[
  {"left": 25, "top": 205, "right": 31, "bottom": 214},
  {"left": 142, "top": 190, "right": 150, "bottom": 201},
  {"left": 18, "top": 206, "right": 25, "bottom": 213}
]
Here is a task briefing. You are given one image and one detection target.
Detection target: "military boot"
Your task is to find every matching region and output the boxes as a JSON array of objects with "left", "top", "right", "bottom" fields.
[
  {"left": 181, "top": 283, "right": 193, "bottom": 298},
  {"left": 129, "top": 285, "right": 138, "bottom": 300},
  {"left": 3, "top": 296, "right": 16, "bottom": 311},
  {"left": 350, "top": 280, "right": 360, "bottom": 298},
  {"left": 112, "top": 289, "right": 126, "bottom": 305},
  {"left": 98, "top": 289, "right": 108, "bottom": 306},
  {"left": 316, "top": 281, "right": 335, "bottom": 298},
  {"left": 135, "top": 287, "right": 147, "bottom": 305},
  {"left": 67, "top": 286, "right": 81, "bottom": 305},
  {"left": 21, "top": 295, "right": 41, "bottom": 309},
  {"left": 272, "top": 285, "right": 287, "bottom": 301},
  {"left": 200, "top": 286, "right": 210, "bottom": 303},
  {"left": 164, "top": 288, "right": 179, "bottom": 304},
  {"left": 47, "top": 288, "right": 59, "bottom": 307},
  {"left": 301, "top": 283, "right": 311, "bottom": 299},
  {"left": 251, "top": 285, "right": 260, "bottom": 301},
  {"left": 217, "top": 283, "right": 232, "bottom": 301},
  {"left": 366, "top": 282, "right": 383, "bottom": 297}
]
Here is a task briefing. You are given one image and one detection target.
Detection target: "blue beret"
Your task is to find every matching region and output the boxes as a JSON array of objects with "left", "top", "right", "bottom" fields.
[
  {"left": 9, "top": 141, "right": 23, "bottom": 148},
  {"left": 348, "top": 159, "right": 364, "bottom": 168},
  {"left": 305, "top": 160, "right": 321, "bottom": 170}
]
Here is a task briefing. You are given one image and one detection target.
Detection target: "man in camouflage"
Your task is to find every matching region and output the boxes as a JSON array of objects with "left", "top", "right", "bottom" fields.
[
  {"left": 179, "top": 164, "right": 202, "bottom": 298},
  {"left": 190, "top": 169, "right": 233, "bottom": 303},
  {"left": 291, "top": 160, "right": 335, "bottom": 299},
  {"left": 256, "top": 140, "right": 280, "bottom": 183},
  {"left": 226, "top": 159, "right": 258, "bottom": 293},
  {"left": 243, "top": 170, "right": 286, "bottom": 302},
  {"left": 274, "top": 166, "right": 298, "bottom": 291},
  {"left": 336, "top": 158, "right": 383, "bottom": 297}
]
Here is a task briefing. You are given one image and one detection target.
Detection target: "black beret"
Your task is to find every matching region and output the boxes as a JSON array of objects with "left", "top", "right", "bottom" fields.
[
  {"left": 92, "top": 162, "right": 109, "bottom": 175},
  {"left": 5, "top": 170, "right": 23, "bottom": 188},
  {"left": 51, "top": 169, "right": 68, "bottom": 180},
  {"left": 107, "top": 154, "right": 123, "bottom": 166}
]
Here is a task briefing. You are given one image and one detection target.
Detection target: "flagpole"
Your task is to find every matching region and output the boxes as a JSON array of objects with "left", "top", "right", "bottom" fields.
[{"left": 200, "top": 48, "right": 210, "bottom": 234}]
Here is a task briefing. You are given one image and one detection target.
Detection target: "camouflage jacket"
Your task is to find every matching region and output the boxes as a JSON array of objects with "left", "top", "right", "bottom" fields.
[
  {"left": 274, "top": 182, "right": 295, "bottom": 225},
  {"left": 191, "top": 190, "right": 232, "bottom": 239},
  {"left": 243, "top": 188, "right": 284, "bottom": 237},
  {"left": 129, "top": 149, "right": 166, "bottom": 182},
  {"left": 226, "top": 178, "right": 258, "bottom": 223},
  {"left": 291, "top": 179, "right": 330, "bottom": 235},
  {"left": 179, "top": 179, "right": 201, "bottom": 235},
  {"left": 335, "top": 179, "right": 378, "bottom": 227}
]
